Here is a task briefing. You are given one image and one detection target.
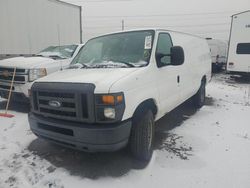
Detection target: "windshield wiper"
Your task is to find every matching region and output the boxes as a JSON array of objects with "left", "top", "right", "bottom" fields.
[
  {"left": 48, "top": 55, "right": 67, "bottom": 59},
  {"left": 69, "top": 63, "right": 89, "bottom": 69},
  {"left": 106, "top": 59, "right": 135, "bottom": 67},
  {"left": 34, "top": 54, "right": 44, "bottom": 57}
]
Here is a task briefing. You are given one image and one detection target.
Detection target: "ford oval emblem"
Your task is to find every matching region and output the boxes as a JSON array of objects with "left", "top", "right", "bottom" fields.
[{"left": 48, "top": 100, "right": 61, "bottom": 108}]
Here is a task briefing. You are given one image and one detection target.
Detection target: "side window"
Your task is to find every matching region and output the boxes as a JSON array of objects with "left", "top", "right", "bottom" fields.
[
  {"left": 237, "top": 43, "right": 250, "bottom": 54},
  {"left": 156, "top": 33, "right": 173, "bottom": 66}
]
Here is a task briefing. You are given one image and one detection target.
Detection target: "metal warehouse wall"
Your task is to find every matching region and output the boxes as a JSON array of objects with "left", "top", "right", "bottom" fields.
[{"left": 0, "top": 0, "right": 82, "bottom": 55}]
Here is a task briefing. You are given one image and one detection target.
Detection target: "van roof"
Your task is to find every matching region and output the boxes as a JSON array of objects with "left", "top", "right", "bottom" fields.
[
  {"left": 97, "top": 28, "right": 205, "bottom": 40},
  {"left": 232, "top": 10, "right": 250, "bottom": 16}
]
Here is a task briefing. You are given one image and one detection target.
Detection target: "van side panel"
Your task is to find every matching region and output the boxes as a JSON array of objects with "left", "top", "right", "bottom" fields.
[{"left": 169, "top": 32, "right": 211, "bottom": 102}]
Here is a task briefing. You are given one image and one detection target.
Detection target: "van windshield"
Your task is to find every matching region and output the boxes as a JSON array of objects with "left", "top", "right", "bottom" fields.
[{"left": 71, "top": 30, "right": 154, "bottom": 68}]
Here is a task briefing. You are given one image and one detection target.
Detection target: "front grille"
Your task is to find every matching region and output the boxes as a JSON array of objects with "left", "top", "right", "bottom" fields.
[
  {"left": 81, "top": 94, "right": 88, "bottom": 118},
  {"left": 36, "top": 90, "right": 79, "bottom": 119},
  {"left": 0, "top": 75, "right": 25, "bottom": 82},
  {"left": 0, "top": 67, "right": 26, "bottom": 73},
  {"left": 38, "top": 91, "right": 75, "bottom": 98},
  {"left": 0, "top": 66, "right": 27, "bottom": 84},
  {"left": 40, "top": 107, "right": 77, "bottom": 117},
  {"left": 31, "top": 82, "right": 95, "bottom": 123}
]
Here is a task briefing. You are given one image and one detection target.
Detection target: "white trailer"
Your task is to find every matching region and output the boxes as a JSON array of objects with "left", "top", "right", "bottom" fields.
[
  {"left": 206, "top": 38, "right": 228, "bottom": 72},
  {"left": 0, "top": 0, "right": 82, "bottom": 59},
  {"left": 227, "top": 10, "right": 250, "bottom": 76}
]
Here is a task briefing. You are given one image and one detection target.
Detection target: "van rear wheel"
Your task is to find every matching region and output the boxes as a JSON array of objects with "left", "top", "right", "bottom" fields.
[
  {"left": 130, "top": 109, "right": 154, "bottom": 161},
  {"left": 193, "top": 81, "right": 206, "bottom": 108}
]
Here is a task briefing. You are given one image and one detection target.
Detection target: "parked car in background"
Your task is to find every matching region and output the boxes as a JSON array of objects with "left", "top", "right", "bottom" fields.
[
  {"left": 227, "top": 10, "right": 250, "bottom": 76},
  {"left": 29, "top": 29, "right": 211, "bottom": 161},
  {"left": 206, "top": 38, "right": 228, "bottom": 72},
  {"left": 0, "top": 44, "right": 84, "bottom": 102}
]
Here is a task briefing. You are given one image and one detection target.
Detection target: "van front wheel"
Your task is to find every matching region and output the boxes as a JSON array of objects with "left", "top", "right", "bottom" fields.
[
  {"left": 130, "top": 109, "right": 154, "bottom": 161},
  {"left": 193, "top": 81, "right": 206, "bottom": 108}
]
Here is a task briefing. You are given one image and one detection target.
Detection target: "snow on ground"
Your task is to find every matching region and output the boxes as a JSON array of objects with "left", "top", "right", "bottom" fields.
[{"left": 0, "top": 74, "right": 249, "bottom": 188}]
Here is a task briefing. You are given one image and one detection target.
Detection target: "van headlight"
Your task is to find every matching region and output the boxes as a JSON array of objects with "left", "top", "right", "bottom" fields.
[
  {"left": 29, "top": 68, "right": 47, "bottom": 82},
  {"left": 95, "top": 93, "right": 125, "bottom": 122},
  {"left": 104, "top": 108, "right": 116, "bottom": 119}
]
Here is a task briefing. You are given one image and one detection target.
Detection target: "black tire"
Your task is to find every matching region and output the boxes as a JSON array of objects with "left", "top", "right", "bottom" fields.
[
  {"left": 130, "top": 109, "right": 154, "bottom": 161},
  {"left": 193, "top": 80, "right": 206, "bottom": 108}
]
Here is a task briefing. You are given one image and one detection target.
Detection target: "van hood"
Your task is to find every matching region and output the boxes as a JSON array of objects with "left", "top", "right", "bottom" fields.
[
  {"left": 35, "top": 68, "right": 140, "bottom": 93},
  {"left": 0, "top": 56, "right": 69, "bottom": 69}
]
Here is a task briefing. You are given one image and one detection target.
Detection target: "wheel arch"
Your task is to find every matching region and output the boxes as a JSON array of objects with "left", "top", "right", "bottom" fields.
[{"left": 132, "top": 98, "right": 158, "bottom": 120}]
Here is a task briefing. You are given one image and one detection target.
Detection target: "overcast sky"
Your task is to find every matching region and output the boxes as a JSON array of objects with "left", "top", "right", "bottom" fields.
[{"left": 63, "top": 0, "right": 250, "bottom": 42}]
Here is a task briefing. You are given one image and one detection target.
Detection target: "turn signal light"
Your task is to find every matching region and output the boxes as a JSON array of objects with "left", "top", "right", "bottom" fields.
[
  {"left": 117, "top": 95, "right": 123, "bottom": 103},
  {"left": 102, "top": 95, "right": 115, "bottom": 105},
  {"left": 101, "top": 94, "right": 124, "bottom": 105}
]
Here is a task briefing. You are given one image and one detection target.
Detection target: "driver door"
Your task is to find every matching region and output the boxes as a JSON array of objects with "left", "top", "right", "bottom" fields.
[{"left": 156, "top": 33, "right": 181, "bottom": 114}]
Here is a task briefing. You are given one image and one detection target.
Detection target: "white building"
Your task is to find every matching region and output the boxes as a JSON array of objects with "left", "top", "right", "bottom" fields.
[
  {"left": 227, "top": 10, "right": 250, "bottom": 75},
  {"left": 0, "top": 0, "right": 82, "bottom": 58}
]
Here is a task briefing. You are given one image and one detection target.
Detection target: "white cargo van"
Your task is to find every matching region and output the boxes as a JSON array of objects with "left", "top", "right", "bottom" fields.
[
  {"left": 28, "top": 29, "right": 211, "bottom": 161},
  {"left": 0, "top": 44, "right": 83, "bottom": 102},
  {"left": 227, "top": 10, "right": 250, "bottom": 76},
  {"left": 206, "top": 38, "right": 228, "bottom": 72}
]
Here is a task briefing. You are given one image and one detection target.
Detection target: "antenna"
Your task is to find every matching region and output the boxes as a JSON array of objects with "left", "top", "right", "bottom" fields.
[
  {"left": 57, "top": 24, "right": 63, "bottom": 71},
  {"left": 122, "top": 19, "right": 124, "bottom": 31},
  {"left": 27, "top": 32, "right": 32, "bottom": 55},
  {"left": 57, "top": 24, "right": 61, "bottom": 46}
]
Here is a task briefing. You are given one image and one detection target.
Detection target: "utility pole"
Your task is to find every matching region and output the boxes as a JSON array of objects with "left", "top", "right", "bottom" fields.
[
  {"left": 122, "top": 19, "right": 124, "bottom": 31},
  {"left": 57, "top": 24, "right": 61, "bottom": 46}
]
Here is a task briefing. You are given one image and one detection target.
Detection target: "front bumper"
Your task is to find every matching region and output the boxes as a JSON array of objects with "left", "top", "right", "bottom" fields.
[
  {"left": 0, "top": 89, "right": 29, "bottom": 103},
  {"left": 28, "top": 113, "right": 132, "bottom": 152},
  {"left": 0, "top": 81, "right": 32, "bottom": 100}
]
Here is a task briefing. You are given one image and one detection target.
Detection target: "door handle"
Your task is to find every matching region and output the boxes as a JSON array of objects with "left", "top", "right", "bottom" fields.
[{"left": 177, "top": 75, "right": 180, "bottom": 83}]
